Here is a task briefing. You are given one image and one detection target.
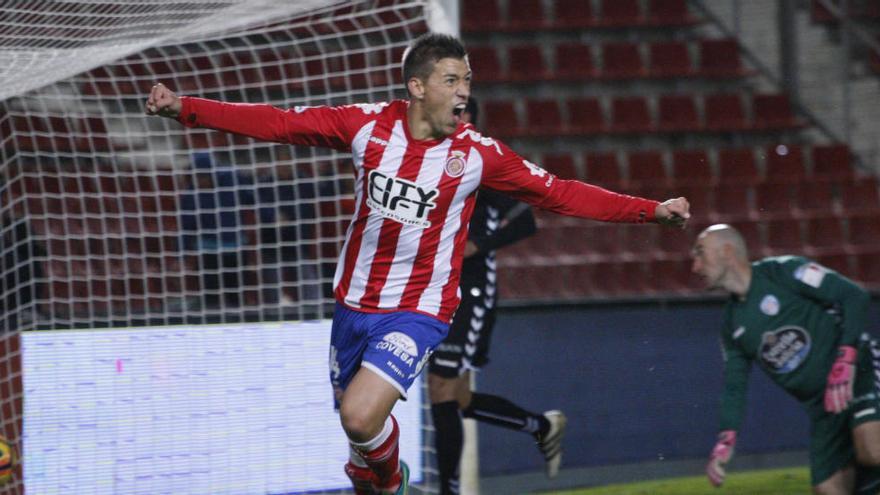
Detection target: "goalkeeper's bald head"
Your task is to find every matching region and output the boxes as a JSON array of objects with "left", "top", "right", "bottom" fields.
[{"left": 700, "top": 224, "right": 749, "bottom": 261}]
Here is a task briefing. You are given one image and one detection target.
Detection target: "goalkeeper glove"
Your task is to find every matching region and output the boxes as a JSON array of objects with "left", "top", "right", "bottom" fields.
[
  {"left": 706, "top": 430, "right": 736, "bottom": 487},
  {"left": 824, "top": 345, "right": 858, "bottom": 414}
]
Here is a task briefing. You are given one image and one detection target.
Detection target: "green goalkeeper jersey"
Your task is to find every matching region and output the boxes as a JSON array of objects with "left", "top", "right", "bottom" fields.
[{"left": 718, "top": 256, "right": 870, "bottom": 431}]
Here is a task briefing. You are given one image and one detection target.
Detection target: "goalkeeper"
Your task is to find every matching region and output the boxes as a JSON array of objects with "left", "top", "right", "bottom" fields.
[{"left": 692, "top": 224, "right": 880, "bottom": 495}]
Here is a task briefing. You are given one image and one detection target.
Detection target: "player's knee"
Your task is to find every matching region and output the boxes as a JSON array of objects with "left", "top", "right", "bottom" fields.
[
  {"left": 428, "top": 373, "right": 457, "bottom": 404},
  {"left": 856, "top": 444, "right": 880, "bottom": 467},
  {"left": 339, "top": 403, "right": 380, "bottom": 442}
]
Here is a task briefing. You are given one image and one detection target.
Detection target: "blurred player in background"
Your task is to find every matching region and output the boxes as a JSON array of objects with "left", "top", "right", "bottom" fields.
[
  {"left": 692, "top": 224, "right": 880, "bottom": 495},
  {"left": 146, "top": 32, "right": 690, "bottom": 495},
  {"left": 428, "top": 98, "right": 565, "bottom": 495}
]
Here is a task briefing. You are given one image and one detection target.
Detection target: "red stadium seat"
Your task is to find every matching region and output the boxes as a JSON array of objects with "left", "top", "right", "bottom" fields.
[
  {"left": 508, "top": 45, "right": 551, "bottom": 81},
  {"left": 704, "top": 93, "right": 748, "bottom": 131},
  {"left": 467, "top": 46, "right": 503, "bottom": 82},
  {"left": 804, "top": 215, "right": 846, "bottom": 257},
  {"left": 718, "top": 148, "right": 759, "bottom": 184},
  {"left": 584, "top": 152, "right": 623, "bottom": 188},
  {"left": 729, "top": 220, "right": 763, "bottom": 254},
  {"left": 621, "top": 224, "right": 659, "bottom": 258},
  {"left": 566, "top": 97, "right": 605, "bottom": 134},
  {"left": 462, "top": 0, "right": 502, "bottom": 32},
  {"left": 793, "top": 181, "right": 836, "bottom": 218},
  {"left": 650, "top": 259, "right": 699, "bottom": 293},
  {"left": 647, "top": 0, "right": 696, "bottom": 25},
  {"left": 764, "top": 219, "right": 803, "bottom": 255},
  {"left": 811, "top": 144, "right": 854, "bottom": 181},
  {"left": 600, "top": 0, "right": 642, "bottom": 26},
  {"left": 817, "top": 253, "right": 853, "bottom": 275},
  {"left": 764, "top": 144, "right": 805, "bottom": 182},
  {"left": 649, "top": 41, "right": 694, "bottom": 78},
  {"left": 507, "top": 0, "right": 548, "bottom": 30},
  {"left": 657, "top": 94, "right": 700, "bottom": 132},
  {"left": 671, "top": 149, "right": 713, "bottom": 186},
  {"left": 854, "top": 253, "right": 880, "bottom": 288},
  {"left": 554, "top": 42, "right": 596, "bottom": 79},
  {"left": 754, "top": 181, "right": 795, "bottom": 219},
  {"left": 714, "top": 184, "right": 753, "bottom": 221},
  {"left": 542, "top": 153, "right": 579, "bottom": 179},
  {"left": 482, "top": 100, "right": 520, "bottom": 137},
  {"left": 847, "top": 214, "right": 880, "bottom": 251},
  {"left": 627, "top": 150, "right": 668, "bottom": 187},
  {"left": 553, "top": 0, "right": 595, "bottom": 28},
  {"left": 753, "top": 94, "right": 801, "bottom": 130},
  {"left": 610, "top": 96, "right": 651, "bottom": 133},
  {"left": 673, "top": 185, "right": 713, "bottom": 223},
  {"left": 698, "top": 39, "right": 746, "bottom": 77},
  {"left": 525, "top": 99, "right": 563, "bottom": 135},
  {"left": 601, "top": 42, "right": 645, "bottom": 79},
  {"left": 840, "top": 178, "right": 880, "bottom": 214}
]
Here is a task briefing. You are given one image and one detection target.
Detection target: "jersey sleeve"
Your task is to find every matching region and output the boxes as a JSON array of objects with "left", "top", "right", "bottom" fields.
[
  {"left": 718, "top": 307, "right": 752, "bottom": 432},
  {"left": 479, "top": 138, "right": 660, "bottom": 223},
  {"left": 176, "top": 97, "right": 379, "bottom": 151},
  {"left": 771, "top": 256, "right": 870, "bottom": 347}
]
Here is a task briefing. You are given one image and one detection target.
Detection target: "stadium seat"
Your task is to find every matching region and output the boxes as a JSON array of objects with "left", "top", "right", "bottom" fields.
[
  {"left": 698, "top": 39, "right": 746, "bottom": 77},
  {"left": 508, "top": 45, "right": 551, "bottom": 81},
  {"left": 566, "top": 97, "right": 605, "bottom": 134},
  {"left": 754, "top": 181, "right": 795, "bottom": 219},
  {"left": 621, "top": 224, "right": 659, "bottom": 258},
  {"left": 854, "top": 253, "right": 880, "bottom": 288},
  {"left": 804, "top": 215, "right": 846, "bottom": 257},
  {"left": 840, "top": 178, "right": 880, "bottom": 214},
  {"left": 718, "top": 148, "right": 759, "bottom": 184},
  {"left": 657, "top": 94, "right": 700, "bottom": 132},
  {"left": 525, "top": 99, "right": 563, "bottom": 135},
  {"left": 714, "top": 184, "right": 753, "bottom": 221},
  {"left": 657, "top": 225, "right": 694, "bottom": 257},
  {"left": 811, "top": 144, "right": 854, "bottom": 181},
  {"left": 462, "top": 0, "right": 502, "bottom": 32},
  {"left": 817, "top": 253, "right": 853, "bottom": 275},
  {"left": 753, "top": 94, "right": 800, "bottom": 130},
  {"left": 764, "top": 144, "right": 805, "bottom": 182},
  {"left": 542, "top": 153, "right": 579, "bottom": 179},
  {"left": 610, "top": 96, "right": 652, "bottom": 133},
  {"left": 627, "top": 150, "right": 668, "bottom": 187},
  {"left": 649, "top": 41, "right": 694, "bottom": 78},
  {"left": 671, "top": 149, "right": 713, "bottom": 186},
  {"left": 600, "top": 0, "right": 642, "bottom": 26},
  {"left": 584, "top": 152, "right": 623, "bottom": 188},
  {"left": 507, "top": 0, "right": 548, "bottom": 30},
  {"left": 617, "top": 260, "right": 653, "bottom": 295},
  {"left": 729, "top": 220, "right": 762, "bottom": 253},
  {"left": 847, "top": 214, "right": 880, "bottom": 251},
  {"left": 650, "top": 259, "right": 697, "bottom": 293},
  {"left": 646, "top": 0, "right": 696, "bottom": 25},
  {"left": 554, "top": 42, "right": 596, "bottom": 79},
  {"left": 601, "top": 42, "right": 645, "bottom": 79},
  {"left": 793, "top": 181, "right": 836, "bottom": 218},
  {"left": 704, "top": 93, "right": 748, "bottom": 131},
  {"left": 764, "top": 219, "right": 803, "bottom": 255},
  {"left": 673, "top": 185, "right": 713, "bottom": 223},
  {"left": 552, "top": 0, "right": 595, "bottom": 28},
  {"left": 482, "top": 100, "right": 520, "bottom": 137},
  {"left": 465, "top": 46, "right": 503, "bottom": 83}
]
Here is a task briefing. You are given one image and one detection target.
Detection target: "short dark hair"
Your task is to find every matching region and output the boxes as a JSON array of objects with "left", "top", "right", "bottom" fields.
[{"left": 401, "top": 32, "right": 467, "bottom": 85}]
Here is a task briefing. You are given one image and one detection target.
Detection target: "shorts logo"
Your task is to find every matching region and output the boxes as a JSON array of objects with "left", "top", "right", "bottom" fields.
[
  {"left": 759, "top": 326, "right": 811, "bottom": 374},
  {"left": 376, "top": 332, "right": 418, "bottom": 367},
  {"left": 367, "top": 170, "right": 438, "bottom": 228},
  {"left": 760, "top": 294, "right": 780, "bottom": 316},
  {"left": 445, "top": 150, "right": 467, "bottom": 177}
]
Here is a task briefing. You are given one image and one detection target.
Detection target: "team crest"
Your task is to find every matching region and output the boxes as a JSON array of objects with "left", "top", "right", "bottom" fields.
[
  {"left": 445, "top": 150, "right": 467, "bottom": 177},
  {"left": 760, "top": 294, "right": 780, "bottom": 316}
]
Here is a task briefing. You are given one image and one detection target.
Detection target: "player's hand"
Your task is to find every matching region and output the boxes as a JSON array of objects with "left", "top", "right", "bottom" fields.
[
  {"left": 824, "top": 345, "right": 857, "bottom": 413},
  {"left": 655, "top": 197, "right": 690, "bottom": 228},
  {"left": 463, "top": 240, "right": 479, "bottom": 258},
  {"left": 145, "top": 83, "right": 182, "bottom": 118},
  {"left": 706, "top": 430, "right": 736, "bottom": 487}
]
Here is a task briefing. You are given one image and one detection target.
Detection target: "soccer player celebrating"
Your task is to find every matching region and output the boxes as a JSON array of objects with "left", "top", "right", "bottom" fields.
[
  {"left": 692, "top": 224, "right": 880, "bottom": 495},
  {"left": 427, "top": 98, "right": 565, "bottom": 495},
  {"left": 146, "top": 33, "right": 690, "bottom": 495}
]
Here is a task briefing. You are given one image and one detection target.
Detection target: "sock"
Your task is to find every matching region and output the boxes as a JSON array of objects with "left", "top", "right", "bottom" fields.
[
  {"left": 351, "top": 415, "right": 401, "bottom": 492},
  {"left": 856, "top": 465, "right": 880, "bottom": 495},
  {"left": 462, "top": 393, "right": 550, "bottom": 438},
  {"left": 432, "top": 401, "right": 463, "bottom": 495},
  {"left": 345, "top": 447, "right": 377, "bottom": 495}
]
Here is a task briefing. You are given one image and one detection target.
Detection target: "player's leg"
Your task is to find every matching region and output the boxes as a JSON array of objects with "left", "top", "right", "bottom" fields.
[
  {"left": 428, "top": 368, "right": 471, "bottom": 495},
  {"left": 813, "top": 466, "right": 856, "bottom": 495},
  {"left": 810, "top": 407, "right": 856, "bottom": 495}
]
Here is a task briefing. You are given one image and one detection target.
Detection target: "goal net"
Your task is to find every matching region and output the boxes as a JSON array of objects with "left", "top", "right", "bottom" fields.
[{"left": 0, "top": 1, "right": 446, "bottom": 493}]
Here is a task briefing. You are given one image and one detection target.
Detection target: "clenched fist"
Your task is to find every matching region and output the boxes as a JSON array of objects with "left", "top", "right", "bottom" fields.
[{"left": 145, "top": 83, "right": 182, "bottom": 118}]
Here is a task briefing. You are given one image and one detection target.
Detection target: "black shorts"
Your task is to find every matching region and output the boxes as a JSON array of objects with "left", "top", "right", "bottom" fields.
[{"left": 428, "top": 281, "right": 497, "bottom": 378}]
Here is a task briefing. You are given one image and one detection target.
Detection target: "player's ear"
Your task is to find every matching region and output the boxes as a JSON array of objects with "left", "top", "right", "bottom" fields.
[{"left": 407, "top": 76, "right": 425, "bottom": 100}]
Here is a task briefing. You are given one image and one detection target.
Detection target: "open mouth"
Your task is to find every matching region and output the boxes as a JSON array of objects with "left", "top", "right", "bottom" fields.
[{"left": 452, "top": 103, "right": 467, "bottom": 123}]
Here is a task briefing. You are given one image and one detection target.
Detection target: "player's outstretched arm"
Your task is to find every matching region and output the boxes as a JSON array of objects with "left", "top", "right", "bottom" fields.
[
  {"left": 706, "top": 429, "right": 736, "bottom": 487},
  {"left": 655, "top": 197, "right": 690, "bottom": 228},
  {"left": 144, "top": 83, "right": 182, "bottom": 119}
]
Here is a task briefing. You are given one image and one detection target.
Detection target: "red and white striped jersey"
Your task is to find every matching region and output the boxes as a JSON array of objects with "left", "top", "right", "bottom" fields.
[{"left": 177, "top": 98, "right": 660, "bottom": 322}]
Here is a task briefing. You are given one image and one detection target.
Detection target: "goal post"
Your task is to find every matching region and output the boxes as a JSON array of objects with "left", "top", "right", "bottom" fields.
[{"left": 0, "top": 1, "right": 458, "bottom": 493}]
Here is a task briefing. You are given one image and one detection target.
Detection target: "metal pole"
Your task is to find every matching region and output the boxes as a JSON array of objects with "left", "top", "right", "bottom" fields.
[
  {"left": 732, "top": 0, "right": 741, "bottom": 36},
  {"left": 778, "top": 0, "right": 799, "bottom": 103},
  {"left": 841, "top": 0, "right": 852, "bottom": 145}
]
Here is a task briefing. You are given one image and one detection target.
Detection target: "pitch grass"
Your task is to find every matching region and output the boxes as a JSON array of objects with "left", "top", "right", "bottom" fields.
[{"left": 543, "top": 466, "right": 810, "bottom": 495}]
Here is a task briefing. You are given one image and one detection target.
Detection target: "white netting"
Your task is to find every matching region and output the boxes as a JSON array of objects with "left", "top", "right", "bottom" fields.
[{"left": 0, "top": 1, "right": 440, "bottom": 493}]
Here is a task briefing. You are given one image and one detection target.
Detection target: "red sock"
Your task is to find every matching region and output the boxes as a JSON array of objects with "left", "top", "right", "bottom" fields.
[
  {"left": 344, "top": 460, "right": 377, "bottom": 495},
  {"left": 353, "top": 415, "right": 401, "bottom": 492}
]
